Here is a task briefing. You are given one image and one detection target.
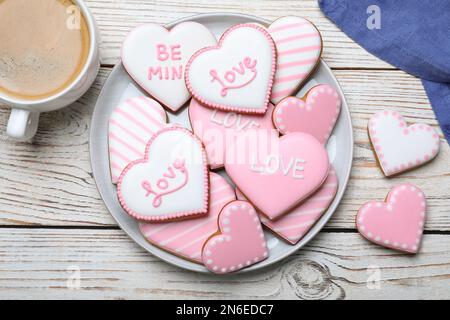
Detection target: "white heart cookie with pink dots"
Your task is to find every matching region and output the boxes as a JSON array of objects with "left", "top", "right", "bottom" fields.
[{"left": 368, "top": 110, "right": 440, "bottom": 177}]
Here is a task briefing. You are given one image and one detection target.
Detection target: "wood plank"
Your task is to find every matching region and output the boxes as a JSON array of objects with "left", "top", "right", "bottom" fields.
[
  {"left": 0, "top": 229, "right": 449, "bottom": 299},
  {"left": 86, "top": 0, "right": 392, "bottom": 69},
  {"left": 1, "top": 68, "right": 448, "bottom": 229}
]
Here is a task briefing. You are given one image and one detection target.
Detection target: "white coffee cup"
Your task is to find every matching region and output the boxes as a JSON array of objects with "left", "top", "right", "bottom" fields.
[{"left": 0, "top": 0, "right": 100, "bottom": 141}]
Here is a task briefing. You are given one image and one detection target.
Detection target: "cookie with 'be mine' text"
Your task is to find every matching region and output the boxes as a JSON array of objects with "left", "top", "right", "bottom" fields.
[{"left": 122, "top": 22, "right": 217, "bottom": 112}]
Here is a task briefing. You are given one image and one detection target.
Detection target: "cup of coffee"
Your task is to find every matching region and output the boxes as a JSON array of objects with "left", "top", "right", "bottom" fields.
[{"left": 0, "top": 0, "right": 100, "bottom": 140}]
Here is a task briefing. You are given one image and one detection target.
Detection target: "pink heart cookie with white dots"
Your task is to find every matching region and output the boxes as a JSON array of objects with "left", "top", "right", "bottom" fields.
[
  {"left": 273, "top": 84, "right": 341, "bottom": 143},
  {"left": 202, "top": 200, "right": 268, "bottom": 274},
  {"left": 139, "top": 172, "right": 236, "bottom": 263},
  {"left": 268, "top": 16, "right": 323, "bottom": 104},
  {"left": 109, "top": 96, "right": 167, "bottom": 184},
  {"left": 356, "top": 183, "right": 426, "bottom": 254},
  {"left": 368, "top": 110, "right": 440, "bottom": 177}
]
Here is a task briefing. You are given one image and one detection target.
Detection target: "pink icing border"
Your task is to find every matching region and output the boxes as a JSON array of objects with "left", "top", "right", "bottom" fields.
[
  {"left": 368, "top": 110, "right": 440, "bottom": 177},
  {"left": 121, "top": 22, "right": 216, "bottom": 112},
  {"left": 116, "top": 126, "right": 210, "bottom": 222},
  {"left": 185, "top": 23, "right": 277, "bottom": 114},
  {"left": 356, "top": 183, "right": 426, "bottom": 254}
]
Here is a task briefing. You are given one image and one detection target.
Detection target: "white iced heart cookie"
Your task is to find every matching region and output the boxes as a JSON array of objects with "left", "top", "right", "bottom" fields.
[
  {"left": 121, "top": 22, "right": 217, "bottom": 112},
  {"left": 109, "top": 96, "right": 167, "bottom": 184},
  {"left": 368, "top": 110, "right": 440, "bottom": 177},
  {"left": 117, "top": 127, "right": 209, "bottom": 222},
  {"left": 186, "top": 24, "right": 277, "bottom": 114}
]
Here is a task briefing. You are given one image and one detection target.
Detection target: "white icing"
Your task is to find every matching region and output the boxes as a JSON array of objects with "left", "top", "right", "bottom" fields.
[
  {"left": 120, "top": 129, "right": 206, "bottom": 216},
  {"left": 369, "top": 111, "right": 440, "bottom": 175},
  {"left": 187, "top": 25, "right": 274, "bottom": 111},
  {"left": 122, "top": 22, "right": 217, "bottom": 111}
]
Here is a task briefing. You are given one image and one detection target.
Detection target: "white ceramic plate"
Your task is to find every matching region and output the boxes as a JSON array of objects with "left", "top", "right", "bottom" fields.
[{"left": 90, "top": 13, "right": 354, "bottom": 273}]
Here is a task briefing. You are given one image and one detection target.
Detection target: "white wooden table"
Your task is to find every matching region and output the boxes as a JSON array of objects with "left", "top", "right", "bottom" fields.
[{"left": 1, "top": 0, "right": 449, "bottom": 300}]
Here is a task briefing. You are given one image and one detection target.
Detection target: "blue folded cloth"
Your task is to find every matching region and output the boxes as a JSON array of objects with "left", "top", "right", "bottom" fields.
[{"left": 319, "top": 0, "right": 450, "bottom": 144}]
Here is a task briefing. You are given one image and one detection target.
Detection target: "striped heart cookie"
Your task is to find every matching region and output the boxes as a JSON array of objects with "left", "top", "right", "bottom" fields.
[
  {"left": 268, "top": 16, "right": 322, "bottom": 104},
  {"left": 139, "top": 172, "right": 236, "bottom": 263},
  {"left": 237, "top": 167, "right": 338, "bottom": 244},
  {"left": 108, "top": 96, "right": 167, "bottom": 183}
]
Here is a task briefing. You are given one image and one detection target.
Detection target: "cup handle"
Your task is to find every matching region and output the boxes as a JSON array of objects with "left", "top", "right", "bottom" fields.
[{"left": 7, "top": 109, "right": 40, "bottom": 140}]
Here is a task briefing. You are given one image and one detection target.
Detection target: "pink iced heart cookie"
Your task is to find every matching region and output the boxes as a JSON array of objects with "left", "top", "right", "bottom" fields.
[
  {"left": 369, "top": 110, "right": 440, "bottom": 176},
  {"left": 268, "top": 16, "right": 322, "bottom": 104},
  {"left": 236, "top": 167, "right": 338, "bottom": 244},
  {"left": 189, "top": 99, "right": 276, "bottom": 169},
  {"left": 121, "top": 22, "right": 217, "bottom": 111},
  {"left": 109, "top": 96, "right": 167, "bottom": 183},
  {"left": 202, "top": 200, "right": 268, "bottom": 274},
  {"left": 356, "top": 184, "right": 426, "bottom": 254},
  {"left": 186, "top": 24, "right": 277, "bottom": 114},
  {"left": 225, "top": 131, "right": 329, "bottom": 220},
  {"left": 139, "top": 172, "right": 236, "bottom": 263},
  {"left": 117, "top": 127, "right": 209, "bottom": 222},
  {"left": 273, "top": 84, "right": 341, "bottom": 143}
]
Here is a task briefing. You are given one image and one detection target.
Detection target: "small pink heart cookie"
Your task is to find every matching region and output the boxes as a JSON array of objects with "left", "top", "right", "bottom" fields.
[
  {"left": 117, "top": 126, "right": 209, "bottom": 222},
  {"left": 202, "top": 200, "right": 268, "bottom": 274},
  {"left": 368, "top": 110, "right": 440, "bottom": 176},
  {"left": 273, "top": 84, "right": 341, "bottom": 144},
  {"left": 189, "top": 99, "right": 276, "bottom": 169},
  {"left": 121, "top": 22, "right": 217, "bottom": 111},
  {"left": 225, "top": 131, "right": 329, "bottom": 220},
  {"left": 236, "top": 167, "right": 338, "bottom": 244},
  {"left": 186, "top": 24, "right": 277, "bottom": 114},
  {"left": 139, "top": 172, "right": 236, "bottom": 263},
  {"left": 268, "top": 16, "right": 323, "bottom": 104},
  {"left": 109, "top": 96, "right": 167, "bottom": 183},
  {"left": 356, "top": 183, "right": 426, "bottom": 254}
]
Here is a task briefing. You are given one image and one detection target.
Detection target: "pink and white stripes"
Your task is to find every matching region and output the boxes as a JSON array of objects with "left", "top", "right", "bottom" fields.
[
  {"left": 108, "top": 96, "right": 167, "bottom": 183},
  {"left": 139, "top": 172, "right": 236, "bottom": 263},
  {"left": 237, "top": 168, "right": 338, "bottom": 244},
  {"left": 268, "top": 16, "right": 322, "bottom": 104}
]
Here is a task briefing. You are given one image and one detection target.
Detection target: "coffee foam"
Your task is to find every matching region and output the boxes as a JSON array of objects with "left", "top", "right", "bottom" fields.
[{"left": 0, "top": 0, "right": 90, "bottom": 100}]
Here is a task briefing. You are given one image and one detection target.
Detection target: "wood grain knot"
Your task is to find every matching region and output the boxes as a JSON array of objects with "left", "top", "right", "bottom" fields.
[{"left": 282, "top": 259, "right": 345, "bottom": 300}]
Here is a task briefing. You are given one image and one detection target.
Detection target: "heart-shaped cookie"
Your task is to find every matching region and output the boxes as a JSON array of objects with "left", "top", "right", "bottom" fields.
[
  {"left": 273, "top": 84, "right": 341, "bottom": 143},
  {"left": 356, "top": 184, "right": 426, "bottom": 254},
  {"left": 109, "top": 96, "right": 167, "bottom": 183},
  {"left": 189, "top": 99, "right": 276, "bottom": 169},
  {"left": 225, "top": 131, "right": 329, "bottom": 220},
  {"left": 121, "top": 22, "right": 217, "bottom": 111},
  {"left": 237, "top": 167, "right": 338, "bottom": 244},
  {"left": 368, "top": 110, "right": 440, "bottom": 176},
  {"left": 139, "top": 172, "right": 236, "bottom": 263},
  {"left": 117, "top": 126, "right": 209, "bottom": 222},
  {"left": 186, "top": 24, "right": 276, "bottom": 114},
  {"left": 202, "top": 200, "right": 268, "bottom": 274},
  {"left": 268, "top": 16, "right": 322, "bottom": 104}
]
